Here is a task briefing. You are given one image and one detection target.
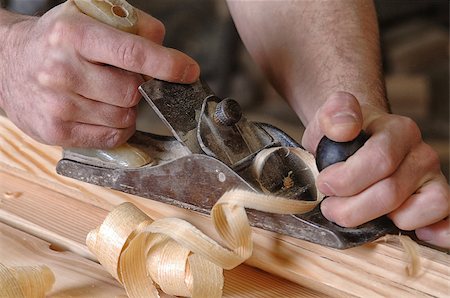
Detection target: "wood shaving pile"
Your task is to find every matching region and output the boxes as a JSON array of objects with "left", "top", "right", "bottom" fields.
[{"left": 87, "top": 188, "right": 322, "bottom": 298}]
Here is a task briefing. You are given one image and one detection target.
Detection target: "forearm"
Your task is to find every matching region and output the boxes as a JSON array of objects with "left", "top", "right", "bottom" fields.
[
  {"left": 0, "top": 9, "right": 34, "bottom": 109},
  {"left": 227, "top": 0, "right": 388, "bottom": 125}
]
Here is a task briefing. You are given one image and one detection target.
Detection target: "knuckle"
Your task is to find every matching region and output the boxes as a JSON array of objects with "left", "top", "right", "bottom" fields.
[
  {"left": 47, "top": 19, "right": 76, "bottom": 46},
  {"left": 105, "top": 129, "right": 122, "bottom": 148},
  {"left": 431, "top": 183, "right": 450, "bottom": 209},
  {"left": 114, "top": 107, "right": 136, "bottom": 128},
  {"left": 122, "top": 77, "right": 142, "bottom": 107},
  {"left": 423, "top": 144, "right": 440, "bottom": 170},
  {"left": 117, "top": 40, "right": 145, "bottom": 71},
  {"left": 377, "top": 179, "right": 402, "bottom": 211},
  {"left": 152, "top": 20, "right": 166, "bottom": 42},
  {"left": 372, "top": 140, "right": 397, "bottom": 175},
  {"left": 40, "top": 59, "right": 76, "bottom": 89},
  {"left": 401, "top": 116, "right": 421, "bottom": 141}
]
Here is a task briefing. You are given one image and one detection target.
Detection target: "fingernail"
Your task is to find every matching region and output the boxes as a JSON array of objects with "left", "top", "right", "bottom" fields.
[
  {"left": 331, "top": 112, "right": 358, "bottom": 126},
  {"left": 181, "top": 63, "right": 199, "bottom": 83},
  {"left": 318, "top": 181, "right": 336, "bottom": 196},
  {"left": 416, "top": 227, "right": 433, "bottom": 242}
]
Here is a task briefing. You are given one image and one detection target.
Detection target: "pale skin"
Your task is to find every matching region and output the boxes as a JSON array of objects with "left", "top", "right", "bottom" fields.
[
  {"left": 0, "top": 0, "right": 448, "bottom": 248},
  {"left": 0, "top": 1, "right": 200, "bottom": 148}
]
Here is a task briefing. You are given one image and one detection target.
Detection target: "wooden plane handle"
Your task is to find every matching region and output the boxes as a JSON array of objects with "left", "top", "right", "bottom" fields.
[{"left": 74, "top": 0, "right": 138, "bottom": 33}]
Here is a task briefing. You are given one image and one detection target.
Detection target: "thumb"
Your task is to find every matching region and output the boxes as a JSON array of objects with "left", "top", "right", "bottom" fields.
[{"left": 302, "top": 92, "right": 363, "bottom": 154}]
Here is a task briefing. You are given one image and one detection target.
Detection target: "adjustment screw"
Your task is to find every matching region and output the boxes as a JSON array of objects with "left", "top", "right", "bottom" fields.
[{"left": 214, "top": 98, "right": 242, "bottom": 126}]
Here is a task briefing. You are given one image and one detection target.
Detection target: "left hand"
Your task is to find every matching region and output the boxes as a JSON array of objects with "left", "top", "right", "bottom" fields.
[{"left": 302, "top": 92, "right": 450, "bottom": 249}]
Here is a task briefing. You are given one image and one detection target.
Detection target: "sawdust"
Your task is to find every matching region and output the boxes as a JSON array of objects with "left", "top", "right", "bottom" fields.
[{"left": 282, "top": 171, "right": 294, "bottom": 190}]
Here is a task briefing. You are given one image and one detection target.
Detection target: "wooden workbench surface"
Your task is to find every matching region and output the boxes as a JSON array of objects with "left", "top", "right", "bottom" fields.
[{"left": 0, "top": 115, "right": 448, "bottom": 297}]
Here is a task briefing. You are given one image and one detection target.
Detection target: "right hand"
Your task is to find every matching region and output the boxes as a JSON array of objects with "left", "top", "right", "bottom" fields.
[{"left": 0, "top": 1, "right": 200, "bottom": 148}]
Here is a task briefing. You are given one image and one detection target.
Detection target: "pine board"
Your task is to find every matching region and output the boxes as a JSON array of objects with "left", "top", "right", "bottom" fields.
[
  {"left": 0, "top": 115, "right": 449, "bottom": 297},
  {"left": 0, "top": 222, "right": 126, "bottom": 297},
  {"left": 0, "top": 171, "right": 323, "bottom": 298}
]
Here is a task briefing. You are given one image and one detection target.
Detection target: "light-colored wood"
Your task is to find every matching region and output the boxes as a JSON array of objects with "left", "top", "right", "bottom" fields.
[
  {"left": 0, "top": 172, "right": 323, "bottom": 298},
  {"left": 0, "top": 222, "right": 126, "bottom": 297},
  {"left": 1, "top": 116, "right": 449, "bottom": 297}
]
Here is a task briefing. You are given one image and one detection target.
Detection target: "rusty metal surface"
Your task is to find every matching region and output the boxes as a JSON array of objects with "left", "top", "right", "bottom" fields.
[
  {"left": 139, "top": 80, "right": 213, "bottom": 154},
  {"left": 56, "top": 154, "right": 397, "bottom": 249},
  {"left": 57, "top": 154, "right": 253, "bottom": 214},
  {"left": 139, "top": 79, "right": 278, "bottom": 168},
  {"left": 197, "top": 96, "right": 276, "bottom": 167},
  {"left": 57, "top": 79, "right": 399, "bottom": 249}
]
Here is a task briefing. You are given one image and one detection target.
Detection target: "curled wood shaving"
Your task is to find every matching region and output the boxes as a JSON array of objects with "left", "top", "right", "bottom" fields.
[
  {"left": 0, "top": 263, "right": 55, "bottom": 298},
  {"left": 87, "top": 147, "right": 325, "bottom": 297},
  {"left": 252, "top": 147, "right": 324, "bottom": 201},
  {"left": 399, "top": 235, "right": 421, "bottom": 276},
  {"left": 87, "top": 188, "right": 323, "bottom": 297},
  {"left": 379, "top": 234, "right": 421, "bottom": 276}
]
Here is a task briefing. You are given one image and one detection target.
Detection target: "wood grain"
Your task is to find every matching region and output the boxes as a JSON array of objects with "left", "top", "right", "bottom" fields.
[
  {"left": 1, "top": 115, "right": 449, "bottom": 297},
  {"left": 0, "top": 222, "right": 126, "bottom": 297},
  {"left": 0, "top": 172, "right": 323, "bottom": 298}
]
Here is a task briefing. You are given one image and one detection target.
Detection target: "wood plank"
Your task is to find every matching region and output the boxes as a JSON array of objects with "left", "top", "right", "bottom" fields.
[
  {"left": 0, "top": 222, "right": 126, "bottom": 297},
  {"left": 1, "top": 115, "right": 449, "bottom": 297},
  {"left": 0, "top": 172, "right": 323, "bottom": 298}
]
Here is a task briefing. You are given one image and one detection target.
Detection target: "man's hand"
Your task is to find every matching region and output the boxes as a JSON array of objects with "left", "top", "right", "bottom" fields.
[
  {"left": 302, "top": 92, "right": 450, "bottom": 248},
  {"left": 0, "top": 1, "right": 200, "bottom": 148}
]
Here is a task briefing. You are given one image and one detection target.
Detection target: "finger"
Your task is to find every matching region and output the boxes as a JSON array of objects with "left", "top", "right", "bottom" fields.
[
  {"left": 416, "top": 219, "right": 450, "bottom": 249},
  {"left": 79, "top": 23, "right": 199, "bottom": 83},
  {"left": 302, "top": 91, "right": 362, "bottom": 154},
  {"left": 38, "top": 50, "right": 144, "bottom": 108},
  {"left": 66, "top": 94, "right": 137, "bottom": 129},
  {"left": 389, "top": 176, "right": 449, "bottom": 230},
  {"left": 136, "top": 9, "right": 165, "bottom": 44},
  {"left": 48, "top": 6, "right": 200, "bottom": 83},
  {"left": 80, "top": 64, "right": 144, "bottom": 108},
  {"left": 62, "top": 122, "right": 135, "bottom": 148},
  {"left": 320, "top": 142, "right": 439, "bottom": 227},
  {"left": 32, "top": 81, "right": 137, "bottom": 130},
  {"left": 316, "top": 115, "right": 422, "bottom": 196},
  {"left": 318, "top": 92, "right": 363, "bottom": 142},
  {"left": 302, "top": 117, "right": 322, "bottom": 154}
]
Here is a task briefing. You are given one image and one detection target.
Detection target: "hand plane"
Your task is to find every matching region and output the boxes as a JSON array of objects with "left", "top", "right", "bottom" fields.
[{"left": 56, "top": 79, "right": 398, "bottom": 249}]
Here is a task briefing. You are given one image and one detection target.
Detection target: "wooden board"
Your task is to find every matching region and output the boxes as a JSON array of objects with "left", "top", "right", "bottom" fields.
[
  {"left": 0, "top": 222, "right": 126, "bottom": 297},
  {"left": 0, "top": 115, "right": 449, "bottom": 297},
  {"left": 0, "top": 171, "right": 320, "bottom": 298}
]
